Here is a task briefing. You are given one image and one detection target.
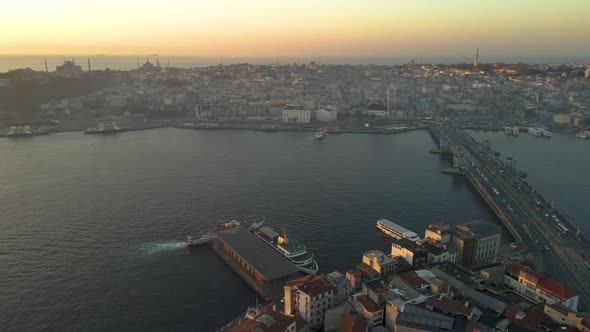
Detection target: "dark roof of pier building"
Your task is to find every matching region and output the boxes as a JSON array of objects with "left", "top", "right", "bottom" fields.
[{"left": 216, "top": 227, "right": 300, "bottom": 281}]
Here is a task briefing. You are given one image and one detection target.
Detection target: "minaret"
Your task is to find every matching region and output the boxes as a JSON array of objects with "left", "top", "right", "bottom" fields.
[
  {"left": 156, "top": 58, "right": 160, "bottom": 68},
  {"left": 44, "top": 58, "right": 48, "bottom": 73},
  {"left": 72, "top": 58, "right": 75, "bottom": 65},
  {"left": 386, "top": 87, "right": 391, "bottom": 114},
  {"left": 474, "top": 48, "right": 479, "bottom": 68},
  {"left": 87, "top": 58, "right": 91, "bottom": 72},
  {"left": 137, "top": 58, "right": 140, "bottom": 69}
]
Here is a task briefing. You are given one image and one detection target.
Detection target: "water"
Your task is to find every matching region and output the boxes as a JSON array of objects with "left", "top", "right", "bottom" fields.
[
  {"left": 467, "top": 130, "right": 590, "bottom": 234},
  {"left": 2, "top": 55, "right": 589, "bottom": 73},
  {"left": 0, "top": 128, "right": 579, "bottom": 331}
]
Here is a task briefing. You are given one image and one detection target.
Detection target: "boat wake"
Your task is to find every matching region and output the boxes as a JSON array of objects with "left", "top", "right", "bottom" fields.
[{"left": 141, "top": 241, "right": 186, "bottom": 255}]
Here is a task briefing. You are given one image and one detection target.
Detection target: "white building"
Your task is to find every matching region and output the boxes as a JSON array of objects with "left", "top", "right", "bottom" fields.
[
  {"left": 424, "top": 222, "right": 452, "bottom": 245},
  {"left": 504, "top": 263, "right": 579, "bottom": 312},
  {"left": 284, "top": 274, "right": 336, "bottom": 329},
  {"left": 316, "top": 108, "right": 338, "bottom": 122},
  {"left": 282, "top": 105, "right": 311, "bottom": 123},
  {"left": 362, "top": 250, "right": 396, "bottom": 277}
]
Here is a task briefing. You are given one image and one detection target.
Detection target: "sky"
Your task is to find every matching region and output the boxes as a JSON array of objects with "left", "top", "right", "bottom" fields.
[{"left": 1, "top": 0, "right": 589, "bottom": 56}]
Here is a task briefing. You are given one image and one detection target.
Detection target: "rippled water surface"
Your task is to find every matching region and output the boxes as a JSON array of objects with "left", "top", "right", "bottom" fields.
[{"left": 0, "top": 128, "right": 531, "bottom": 331}]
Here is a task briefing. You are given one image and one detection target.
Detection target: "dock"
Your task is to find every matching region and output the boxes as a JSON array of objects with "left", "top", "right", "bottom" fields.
[{"left": 205, "top": 227, "right": 302, "bottom": 301}]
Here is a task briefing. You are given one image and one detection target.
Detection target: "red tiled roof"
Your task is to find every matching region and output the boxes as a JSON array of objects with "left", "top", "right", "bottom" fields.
[
  {"left": 465, "top": 320, "right": 493, "bottom": 332},
  {"left": 286, "top": 274, "right": 334, "bottom": 297},
  {"left": 400, "top": 272, "right": 428, "bottom": 288},
  {"left": 505, "top": 263, "right": 577, "bottom": 301},
  {"left": 509, "top": 302, "right": 545, "bottom": 330},
  {"left": 537, "top": 277, "right": 578, "bottom": 301},
  {"left": 426, "top": 297, "right": 470, "bottom": 316},
  {"left": 231, "top": 307, "right": 302, "bottom": 332},
  {"left": 339, "top": 314, "right": 368, "bottom": 332},
  {"left": 355, "top": 295, "right": 382, "bottom": 313},
  {"left": 231, "top": 319, "right": 262, "bottom": 332}
]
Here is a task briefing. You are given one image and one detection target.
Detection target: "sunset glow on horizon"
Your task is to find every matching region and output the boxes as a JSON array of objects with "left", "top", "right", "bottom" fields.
[{"left": 2, "top": 0, "right": 589, "bottom": 56}]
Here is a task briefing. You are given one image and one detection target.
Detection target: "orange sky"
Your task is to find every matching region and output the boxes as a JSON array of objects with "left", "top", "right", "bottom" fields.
[{"left": 2, "top": 0, "right": 589, "bottom": 56}]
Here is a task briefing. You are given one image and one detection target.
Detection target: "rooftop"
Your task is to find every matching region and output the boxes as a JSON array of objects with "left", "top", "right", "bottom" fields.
[
  {"left": 339, "top": 314, "right": 368, "bottom": 332},
  {"left": 355, "top": 295, "right": 382, "bottom": 313},
  {"left": 285, "top": 274, "right": 334, "bottom": 297},
  {"left": 455, "top": 220, "right": 502, "bottom": 238},
  {"left": 216, "top": 227, "right": 300, "bottom": 280},
  {"left": 505, "top": 263, "right": 578, "bottom": 301}
]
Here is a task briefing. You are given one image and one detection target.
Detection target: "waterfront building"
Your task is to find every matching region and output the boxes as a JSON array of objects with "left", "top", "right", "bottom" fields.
[
  {"left": 453, "top": 220, "right": 501, "bottom": 268},
  {"left": 504, "top": 262, "right": 579, "bottom": 312},
  {"left": 350, "top": 294, "right": 384, "bottom": 328},
  {"left": 553, "top": 113, "right": 572, "bottom": 125},
  {"left": 361, "top": 250, "right": 396, "bottom": 278},
  {"left": 284, "top": 274, "right": 336, "bottom": 329},
  {"left": 282, "top": 105, "right": 311, "bottom": 123},
  {"left": 366, "top": 104, "right": 389, "bottom": 119},
  {"left": 315, "top": 107, "right": 338, "bottom": 122},
  {"left": 224, "top": 306, "right": 309, "bottom": 332},
  {"left": 391, "top": 238, "right": 428, "bottom": 267},
  {"left": 424, "top": 222, "right": 452, "bottom": 245},
  {"left": 215, "top": 227, "right": 301, "bottom": 298}
]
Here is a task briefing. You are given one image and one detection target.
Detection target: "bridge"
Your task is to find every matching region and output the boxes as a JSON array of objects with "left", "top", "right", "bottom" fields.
[{"left": 427, "top": 122, "right": 590, "bottom": 308}]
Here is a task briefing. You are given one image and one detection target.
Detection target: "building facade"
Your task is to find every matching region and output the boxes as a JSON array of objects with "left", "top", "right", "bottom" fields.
[
  {"left": 453, "top": 220, "right": 501, "bottom": 267},
  {"left": 362, "top": 250, "right": 396, "bottom": 277},
  {"left": 284, "top": 275, "right": 336, "bottom": 329},
  {"left": 504, "top": 263, "right": 579, "bottom": 312},
  {"left": 316, "top": 108, "right": 338, "bottom": 122},
  {"left": 282, "top": 105, "right": 311, "bottom": 123}
]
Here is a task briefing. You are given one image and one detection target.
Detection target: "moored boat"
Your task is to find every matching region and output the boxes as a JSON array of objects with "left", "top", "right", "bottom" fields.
[{"left": 253, "top": 226, "right": 319, "bottom": 274}]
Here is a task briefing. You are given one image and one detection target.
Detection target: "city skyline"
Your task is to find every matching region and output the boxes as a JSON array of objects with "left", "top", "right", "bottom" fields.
[{"left": 2, "top": 0, "right": 589, "bottom": 56}]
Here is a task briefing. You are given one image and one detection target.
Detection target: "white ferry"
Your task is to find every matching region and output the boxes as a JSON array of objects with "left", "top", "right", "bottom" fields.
[
  {"left": 253, "top": 226, "right": 319, "bottom": 274},
  {"left": 528, "top": 128, "right": 542, "bottom": 136},
  {"left": 512, "top": 127, "right": 520, "bottom": 135},
  {"left": 85, "top": 122, "right": 123, "bottom": 134},
  {"left": 186, "top": 216, "right": 265, "bottom": 246},
  {"left": 314, "top": 129, "right": 327, "bottom": 139},
  {"left": 376, "top": 219, "right": 420, "bottom": 241}
]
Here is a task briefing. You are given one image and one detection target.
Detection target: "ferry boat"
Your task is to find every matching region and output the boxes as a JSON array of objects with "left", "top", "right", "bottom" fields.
[
  {"left": 6, "top": 126, "right": 34, "bottom": 137},
  {"left": 376, "top": 219, "right": 421, "bottom": 241},
  {"left": 528, "top": 128, "right": 542, "bottom": 137},
  {"left": 512, "top": 127, "right": 520, "bottom": 136},
  {"left": 186, "top": 216, "right": 265, "bottom": 246},
  {"left": 253, "top": 226, "right": 319, "bottom": 274},
  {"left": 540, "top": 129, "right": 552, "bottom": 137},
  {"left": 504, "top": 127, "right": 513, "bottom": 135},
  {"left": 314, "top": 129, "right": 327, "bottom": 139},
  {"left": 576, "top": 131, "right": 589, "bottom": 139},
  {"left": 85, "top": 122, "right": 123, "bottom": 134}
]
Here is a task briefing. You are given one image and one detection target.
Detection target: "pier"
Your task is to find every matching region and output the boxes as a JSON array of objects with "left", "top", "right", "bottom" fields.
[{"left": 204, "top": 227, "right": 302, "bottom": 301}]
